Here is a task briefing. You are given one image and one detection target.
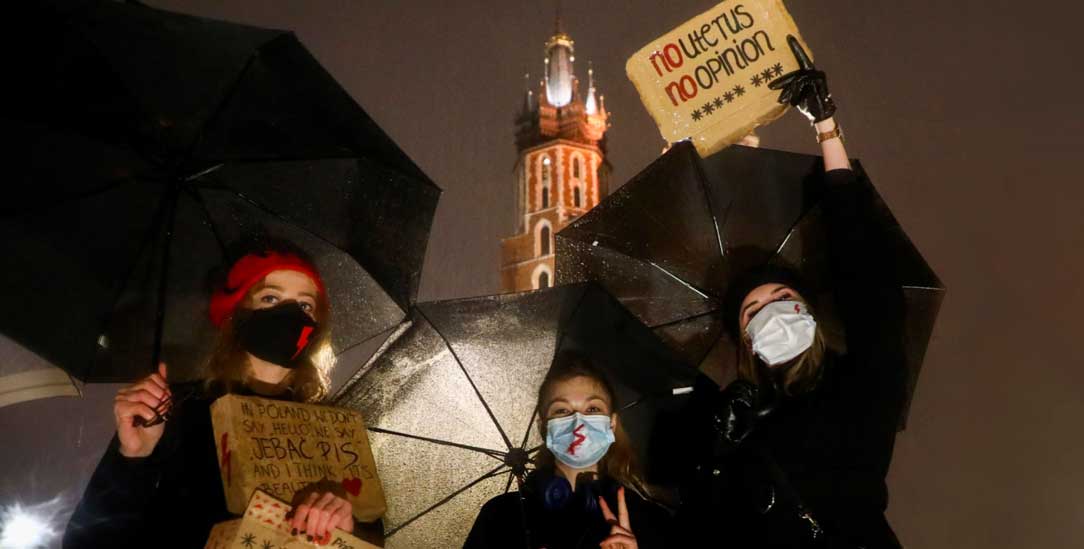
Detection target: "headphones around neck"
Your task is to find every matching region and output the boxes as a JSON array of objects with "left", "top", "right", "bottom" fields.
[{"left": 528, "top": 471, "right": 612, "bottom": 513}]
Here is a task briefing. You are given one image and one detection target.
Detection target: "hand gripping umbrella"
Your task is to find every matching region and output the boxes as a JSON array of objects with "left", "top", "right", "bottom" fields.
[
  {"left": 331, "top": 283, "right": 699, "bottom": 548},
  {"left": 0, "top": 0, "right": 440, "bottom": 383},
  {"left": 557, "top": 141, "right": 943, "bottom": 429}
]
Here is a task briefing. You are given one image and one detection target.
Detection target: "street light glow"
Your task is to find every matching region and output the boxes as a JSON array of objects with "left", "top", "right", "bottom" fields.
[{"left": 0, "top": 501, "right": 61, "bottom": 549}]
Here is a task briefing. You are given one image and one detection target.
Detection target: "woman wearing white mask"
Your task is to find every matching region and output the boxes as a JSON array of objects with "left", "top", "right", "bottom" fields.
[
  {"left": 676, "top": 38, "right": 907, "bottom": 548},
  {"left": 464, "top": 351, "right": 671, "bottom": 549}
]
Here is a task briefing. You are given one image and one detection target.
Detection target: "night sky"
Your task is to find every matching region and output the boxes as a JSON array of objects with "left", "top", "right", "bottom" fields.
[{"left": 3, "top": 1, "right": 1083, "bottom": 547}]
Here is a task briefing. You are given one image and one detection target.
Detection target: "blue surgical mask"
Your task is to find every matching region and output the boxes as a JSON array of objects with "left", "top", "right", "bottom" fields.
[{"left": 545, "top": 413, "right": 615, "bottom": 469}]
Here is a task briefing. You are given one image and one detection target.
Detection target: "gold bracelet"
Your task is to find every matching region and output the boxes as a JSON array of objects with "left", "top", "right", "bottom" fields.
[{"left": 816, "top": 123, "right": 843, "bottom": 144}]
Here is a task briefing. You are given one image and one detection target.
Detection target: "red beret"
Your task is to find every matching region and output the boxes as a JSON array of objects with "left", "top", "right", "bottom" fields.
[{"left": 208, "top": 252, "right": 325, "bottom": 327}]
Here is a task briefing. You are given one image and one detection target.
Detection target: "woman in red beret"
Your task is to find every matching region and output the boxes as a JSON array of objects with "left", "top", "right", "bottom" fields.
[{"left": 64, "top": 240, "right": 369, "bottom": 548}]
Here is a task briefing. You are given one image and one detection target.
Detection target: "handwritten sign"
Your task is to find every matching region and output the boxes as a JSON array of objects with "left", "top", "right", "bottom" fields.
[
  {"left": 204, "top": 490, "right": 380, "bottom": 549},
  {"left": 211, "top": 394, "right": 386, "bottom": 522},
  {"left": 626, "top": 0, "right": 812, "bottom": 155}
]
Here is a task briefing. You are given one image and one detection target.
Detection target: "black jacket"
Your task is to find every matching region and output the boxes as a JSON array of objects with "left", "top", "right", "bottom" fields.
[
  {"left": 677, "top": 169, "right": 907, "bottom": 548},
  {"left": 63, "top": 381, "right": 234, "bottom": 549},
  {"left": 464, "top": 471, "right": 673, "bottom": 549}
]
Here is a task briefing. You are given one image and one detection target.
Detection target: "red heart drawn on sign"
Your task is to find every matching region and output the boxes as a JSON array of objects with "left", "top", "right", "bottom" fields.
[{"left": 342, "top": 477, "right": 362, "bottom": 496}]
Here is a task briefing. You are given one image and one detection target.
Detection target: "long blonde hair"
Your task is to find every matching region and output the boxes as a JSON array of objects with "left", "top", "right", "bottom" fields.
[{"left": 534, "top": 351, "right": 650, "bottom": 497}]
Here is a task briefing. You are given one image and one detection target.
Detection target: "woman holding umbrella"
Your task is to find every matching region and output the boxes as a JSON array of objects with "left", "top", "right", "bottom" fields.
[
  {"left": 464, "top": 351, "right": 672, "bottom": 548},
  {"left": 64, "top": 241, "right": 368, "bottom": 548},
  {"left": 678, "top": 38, "right": 908, "bottom": 548}
]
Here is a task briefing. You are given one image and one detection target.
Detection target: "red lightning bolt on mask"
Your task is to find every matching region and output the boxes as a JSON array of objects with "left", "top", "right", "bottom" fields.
[
  {"left": 566, "top": 423, "right": 587, "bottom": 456},
  {"left": 292, "top": 326, "right": 314, "bottom": 360}
]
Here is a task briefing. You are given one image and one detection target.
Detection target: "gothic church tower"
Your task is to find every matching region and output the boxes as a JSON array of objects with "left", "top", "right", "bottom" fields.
[{"left": 500, "top": 21, "right": 611, "bottom": 292}]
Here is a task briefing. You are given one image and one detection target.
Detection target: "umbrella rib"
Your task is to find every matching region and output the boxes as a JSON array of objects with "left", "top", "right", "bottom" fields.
[
  {"left": 87, "top": 189, "right": 174, "bottom": 381},
  {"left": 414, "top": 307, "right": 515, "bottom": 451},
  {"left": 181, "top": 186, "right": 229, "bottom": 259},
  {"left": 366, "top": 426, "right": 506, "bottom": 461},
  {"left": 648, "top": 309, "right": 719, "bottom": 331},
  {"left": 193, "top": 180, "right": 407, "bottom": 342},
  {"left": 517, "top": 409, "right": 537, "bottom": 451},
  {"left": 150, "top": 187, "right": 182, "bottom": 371},
  {"left": 649, "top": 262, "right": 710, "bottom": 299},
  {"left": 183, "top": 52, "right": 259, "bottom": 166},
  {"left": 385, "top": 463, "right": 509, "bottom": 538},
  {"left": 3, "top": 178, "right": 135, "bottom": 217},
  {"left": 192, "top": 178, "right": 349, "bottom": 257},
  {"left": 690, "top": 148, "right": 733, "bottom": 260}
]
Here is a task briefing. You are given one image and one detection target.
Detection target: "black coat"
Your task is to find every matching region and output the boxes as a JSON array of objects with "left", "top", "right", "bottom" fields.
[
  {"left": 63, "top": 383, "right": 385, "bottom": 548},
  {"left": 63, "top": 381, "right": 234, "bottom": 549},
  {"left": 464, "top": 471, "right": 673, "bottom": 549},
  {"left": 676, "top": 169, "right": 907, "bottom": 548}
]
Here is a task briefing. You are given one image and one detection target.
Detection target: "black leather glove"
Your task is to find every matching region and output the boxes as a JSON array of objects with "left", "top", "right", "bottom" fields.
[{"left": 768, "top": 35, "right": 836, "bottom": 123}]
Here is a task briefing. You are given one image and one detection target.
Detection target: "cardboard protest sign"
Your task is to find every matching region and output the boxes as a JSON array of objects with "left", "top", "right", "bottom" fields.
[
  {"left": 211, "top": 394, "right": 386, "bottom": 522},
  {"left": 204, "top": 489, "right": 381, "bottom": 549},
  {"left": 626, "top": 0, "right": 812, "bottom": 155}
]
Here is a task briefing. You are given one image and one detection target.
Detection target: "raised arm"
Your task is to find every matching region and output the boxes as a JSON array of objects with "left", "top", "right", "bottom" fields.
[
  {"left": 769, "top": 35, "right": 850, "bottom": 171},
  {"left": 770, "top": 37, "right": 907, "bottom": 424}
]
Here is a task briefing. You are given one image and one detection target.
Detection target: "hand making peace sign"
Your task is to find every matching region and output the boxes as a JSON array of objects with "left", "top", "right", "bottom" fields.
[{"left": 598, "top": 486, "right": 638, "bottom": 549}]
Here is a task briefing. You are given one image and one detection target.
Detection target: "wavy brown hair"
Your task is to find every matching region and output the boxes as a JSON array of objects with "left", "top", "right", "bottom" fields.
[
  {"left": 203, "top": 250, "right": 335, "bottom": 403},
  {"left": 534, "top": 351, "right": 650, "bottom": 497}
]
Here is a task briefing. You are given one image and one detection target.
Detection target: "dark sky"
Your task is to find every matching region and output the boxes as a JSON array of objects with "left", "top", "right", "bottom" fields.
[{"left": 3, "top": 1, "right": 1083, "bottom": 547}]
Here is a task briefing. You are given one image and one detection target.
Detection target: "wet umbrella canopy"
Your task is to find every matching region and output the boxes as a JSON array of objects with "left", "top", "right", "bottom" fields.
[
  {"left": 557, "top": 141, "right": 943, "bottom": 428},
  {"left": 1, "top": 0, "right": 440, "bottom": 382},
  {"left": 332, "top": 283, "right": 698, "bottom": 548}
]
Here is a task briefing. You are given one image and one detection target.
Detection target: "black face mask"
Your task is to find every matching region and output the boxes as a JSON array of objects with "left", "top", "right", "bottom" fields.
[{"left": 235, "top": 302, "right": 318, "bottom": 368}]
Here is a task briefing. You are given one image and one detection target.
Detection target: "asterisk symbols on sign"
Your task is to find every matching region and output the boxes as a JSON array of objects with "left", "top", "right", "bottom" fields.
[
  {"left": 772, "top": 63, "right": 784, "bottom": 77},
  {"left": 692, "top": 109, "right": 703, "bottom": 121},
  {"left": 262, "top": 541, "right": 274, "bottom": 549},
  {"left": 723, "top": 91, "right": 735, "bottom": 103},
  {"left": 733, "top": 85, "right": 746, "bottom": 97},
  {"left": 750, "top": 74, "right": 763, "bottom": 87},
  {"left": 241, "top": 533, "right": 256, "bottom": 549},
  {"left": 712, "top": 97, "right": 725, "bottom": 109},
  {"left": 702, "top": 102, "right": 715, "bottom": 114},
  {"left": 761, "top": 68, "right": 775, "bottom": 82}
]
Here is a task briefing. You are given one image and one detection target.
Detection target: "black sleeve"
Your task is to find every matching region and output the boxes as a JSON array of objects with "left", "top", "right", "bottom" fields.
[
  {"left": 62, "top": 435, "right": 165, "bottom": 548},
  {"left": 462, "top": 497, "right": 502, "bottom": 549},
  {"left": 629, "top": 498, "right": 675, "bottom": 549},
  {"left": 822, "top": 168, "right": 908, "bottom": 410},
  {"left": 821, "top": 169, "right": 907, "bottom": 483}
]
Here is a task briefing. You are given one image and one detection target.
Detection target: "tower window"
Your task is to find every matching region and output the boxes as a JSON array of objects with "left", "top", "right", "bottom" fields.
[
  {"left": 540, "top": 157, "right": 551, "bottom": 209},
  {"left": 540, "top": 225, "right": 551, "bottom": 255},
  {"left": 538, "top": 271, "right": 550, "bottom": 289},
  {"left": 573, "top": 187, "right": 582, "bottom": 208},
  {"left": 573, "top": 157, "right": 581, "bottom": 178}
]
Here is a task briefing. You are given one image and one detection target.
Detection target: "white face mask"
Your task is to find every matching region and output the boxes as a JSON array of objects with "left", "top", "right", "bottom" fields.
[{"left": 745, "top": 300, "right": 817, "bottom": 366}]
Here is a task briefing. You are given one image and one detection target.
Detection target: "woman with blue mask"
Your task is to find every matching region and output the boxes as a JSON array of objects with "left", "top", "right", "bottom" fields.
[
  {"left": 676, "top": 39, "right": 909, "bottom": 548},
  {"left": 464, "top": 351, "right": 671, "bottom": 549}
]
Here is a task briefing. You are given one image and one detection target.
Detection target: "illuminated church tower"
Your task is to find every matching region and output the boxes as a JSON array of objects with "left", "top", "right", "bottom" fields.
[{"left": 500, "top": 21, "right": 611, "bottom": 292}]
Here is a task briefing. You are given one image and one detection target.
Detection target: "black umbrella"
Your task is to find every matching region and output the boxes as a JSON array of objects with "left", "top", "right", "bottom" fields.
[
  {"left": 0, "top": 1, "right": 440, "bottom": 382},
  {"left": 557, "top": 141, "right": 943, "bottom": 428},
  {"left": 331, "top": 283, "right": 699, "bottom": 547}
]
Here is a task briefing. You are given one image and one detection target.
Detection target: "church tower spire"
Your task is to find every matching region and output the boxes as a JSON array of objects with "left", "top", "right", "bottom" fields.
[
  {"left": 543, "top": 16, "right": 575, "bottom": 107},
  {"left": 500, "top": 19, "right": 612, "bottom": 293}
]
